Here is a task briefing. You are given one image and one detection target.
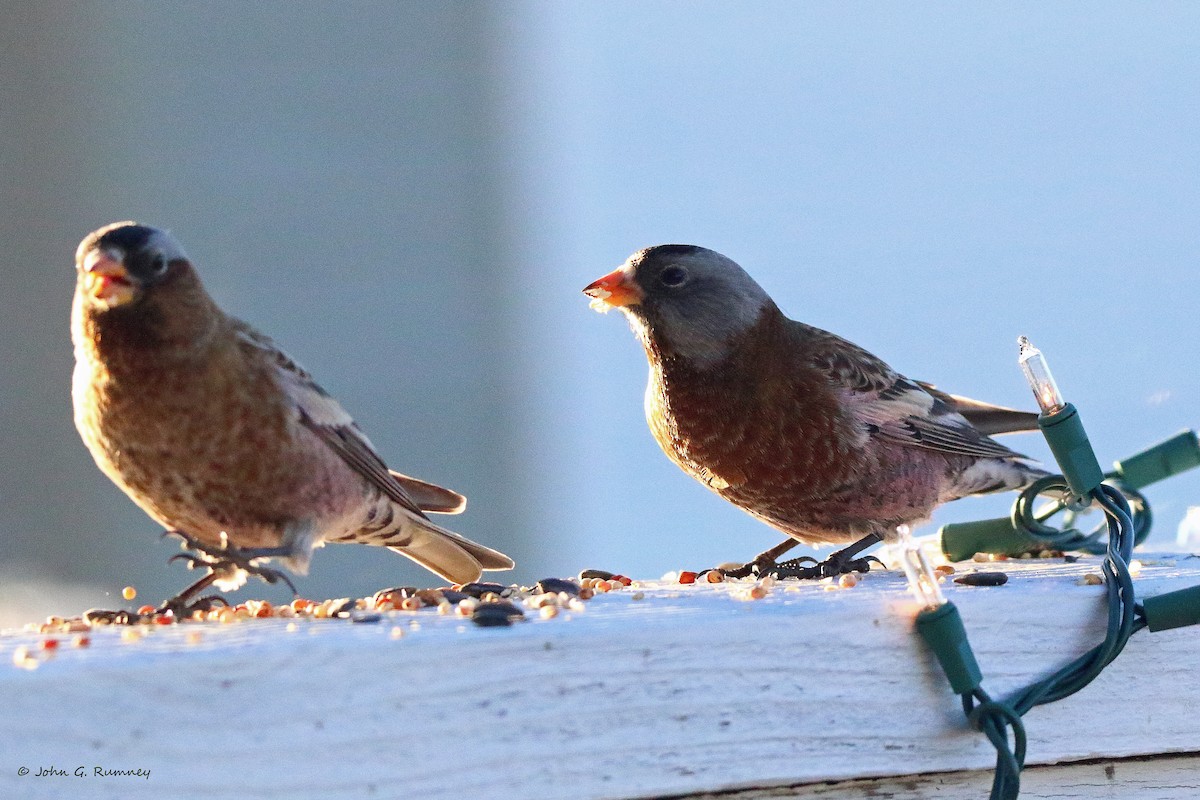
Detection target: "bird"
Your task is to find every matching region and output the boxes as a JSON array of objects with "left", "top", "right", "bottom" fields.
[
  {"left": 583, "top": 244, "right": 1045, "bottom": 579},
  {"left": 72, "top": 221, "right": 513, "bottom": 613}
]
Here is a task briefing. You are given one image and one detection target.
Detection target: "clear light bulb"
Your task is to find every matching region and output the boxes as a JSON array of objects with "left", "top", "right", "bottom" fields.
[
  {"left": 1018, "top": 335, "right": 1065, "bottom": 415},
  {"left": 894, "top": 525, "right": 946, "bottom": 609}
]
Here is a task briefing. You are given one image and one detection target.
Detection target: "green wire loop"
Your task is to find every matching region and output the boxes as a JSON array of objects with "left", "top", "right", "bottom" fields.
[{"left": 1009, "top": 476, "right": 1151, "bottom": 555}]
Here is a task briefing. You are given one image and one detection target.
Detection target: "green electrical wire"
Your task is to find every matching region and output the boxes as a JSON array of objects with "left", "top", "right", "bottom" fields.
[{"left": 927, "top": 483, "right": 1140, "bottom": 800}]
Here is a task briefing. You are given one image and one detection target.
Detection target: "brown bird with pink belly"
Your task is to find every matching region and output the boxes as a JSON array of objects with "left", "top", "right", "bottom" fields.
[
  {"left": 73, "top": 221, "right": 512, "bottom": 613},
  {"left": 584, "top": 245, "right": 1045, "bottom": 578}
]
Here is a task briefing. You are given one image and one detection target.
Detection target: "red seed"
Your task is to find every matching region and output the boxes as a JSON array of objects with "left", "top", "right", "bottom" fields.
[
  {"left": 41, "top": 639, "right": 60, "bottom": 650},
  {"left": 678, "top": 571, "right": 698, "bottom": 584},
  {"left": 138, "top": 605, "right": 156, "bottom": 615}
]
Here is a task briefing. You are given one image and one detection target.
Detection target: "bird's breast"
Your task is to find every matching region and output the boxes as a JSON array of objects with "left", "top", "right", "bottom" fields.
[
  {"left": 644, "top": 357, "right": 863, "bottom": 510},
  {"left": 72, "top": 339, "right": 355, "bottom": 545}
]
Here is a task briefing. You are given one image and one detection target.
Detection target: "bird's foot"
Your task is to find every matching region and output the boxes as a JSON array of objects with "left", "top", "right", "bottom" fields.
[
  {"left": 711, "top": 554, "right": 816, "bottom": 580},
  {"left": 768, "top": 554, "right": 886, "bottom": 580},
  {"left": 156, "top": 593, "right": 230, "bottom": 619},
  {"left": 162, "top": 529, "right": 299, "bottom": 601},
  {"left": 702, "top": 538, "right": 806, "bottom": 580}
]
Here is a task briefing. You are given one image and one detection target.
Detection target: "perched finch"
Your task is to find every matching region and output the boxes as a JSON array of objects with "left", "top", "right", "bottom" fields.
[
  {"left": 72, "top": 221, "right": 512, "bottom": 610},
  {"left": 583, "top": 245, "right": 1044, "bottom": 578}
]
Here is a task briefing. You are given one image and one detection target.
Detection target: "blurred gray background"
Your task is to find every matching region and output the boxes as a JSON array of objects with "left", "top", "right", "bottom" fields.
[{"left": 3, "top": 2, "right": 1198, "bottom": 626}]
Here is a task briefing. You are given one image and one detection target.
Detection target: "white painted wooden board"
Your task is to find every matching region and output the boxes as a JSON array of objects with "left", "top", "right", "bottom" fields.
[{"left": 2, "top": 553, "right": 1198, "bottom": 800}]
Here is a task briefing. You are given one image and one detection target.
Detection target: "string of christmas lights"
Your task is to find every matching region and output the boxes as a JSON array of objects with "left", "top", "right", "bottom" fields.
[{"left": 908, "top": 337, "right": 1200, "bottom": 800}]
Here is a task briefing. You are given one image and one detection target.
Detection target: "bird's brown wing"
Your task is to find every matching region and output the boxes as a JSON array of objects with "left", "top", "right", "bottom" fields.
[
  {"left": 232, "top": 323, "right": 430, "bottom": 519},
  {"left": 798, "top": 324, "right": 1029, "bottom": 461}
]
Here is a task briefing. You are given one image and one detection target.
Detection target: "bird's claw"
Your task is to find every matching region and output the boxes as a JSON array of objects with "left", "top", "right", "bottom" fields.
[
  {"left": 169, "top": 552, "right": 215, "bottom": 571},
  {"left": 157, "top": 593, "right": 230, "bottom": 618},
  {"left": 162, "top": 530, "right": 300, "bottom": 602},
  {"left": 708, "top": 554, "right": 817, "bottom": 580},
  {"left": 768, "top": 553, "right": 884, "bottom": 580}
]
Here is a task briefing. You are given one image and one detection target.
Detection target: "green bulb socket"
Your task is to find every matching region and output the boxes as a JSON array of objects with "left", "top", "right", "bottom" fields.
[
  {"left": 915, "top": 602, "right": 983, "bottom": 695},
  {"left": 1112, "top": 430, "right": 1200, "bottom": 491},
  {"left": 1142, "top": 585, "right": 1200, "bottom": 632},
  {"left": 1039, "top": 403, "right": 1104, "bottom": 499},
  {"left": 939, "top": 516, "right": 1046, "bottom": 563}
]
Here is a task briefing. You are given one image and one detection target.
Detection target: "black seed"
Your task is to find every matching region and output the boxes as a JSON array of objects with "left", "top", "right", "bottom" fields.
[
  {"left": 954, "top": 572, "right": 1009, "bottom": 586},
  {"left": 349, "top": 611, "right": 382, "bottom": 624},
  {"left": 535, "top": 578, "right": 581, "bottom": 596},
  {"left": 1063, "top": 555, "right": 1079, "bottom": 563},
  {"left": 471, "top": 601, "right": 525, "bottom": 627},
  {"left": 437, "top": 590, "right": 471, "bottom": 604},
  {"left": 460, "top": 582, "right": 509, "bottom": 598},
  {"left": 579, "top": 569, "right": 615, "bottom": 580}
]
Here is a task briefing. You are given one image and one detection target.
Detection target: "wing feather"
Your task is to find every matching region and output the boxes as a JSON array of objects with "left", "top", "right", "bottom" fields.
[
  {"left": 233, "top": 323, "right": 428, "bottom": 518},
  {"left": 798, "top": 324, "right": 1030, "bottom": 461}
]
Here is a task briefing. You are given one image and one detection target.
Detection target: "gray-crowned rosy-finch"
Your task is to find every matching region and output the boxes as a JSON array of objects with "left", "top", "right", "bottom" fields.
[
  {"left": 584, "top": 244, "right": 1044, "bottom": 578},
  {"left": 73, "top": 221, "right": 512, "bottom": 611}
]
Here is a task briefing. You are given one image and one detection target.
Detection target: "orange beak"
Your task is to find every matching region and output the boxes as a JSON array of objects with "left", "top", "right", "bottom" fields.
[
  {"left": 82, "top": 250, "right": 135, "bottom": 306},
  {"left": 582, "top": 268, "right": 645, "bottom": 310}
]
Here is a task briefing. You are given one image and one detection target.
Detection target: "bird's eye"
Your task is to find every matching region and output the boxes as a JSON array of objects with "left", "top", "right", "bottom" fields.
[
  {"left": 149, "top": 253, "right": 167, "bottom": 275},
  {"left": 660, "top": 266, "right": 688, "bottom": 287}
]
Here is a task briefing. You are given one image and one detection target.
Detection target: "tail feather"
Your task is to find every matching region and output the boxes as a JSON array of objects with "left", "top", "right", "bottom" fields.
[
  {"left": 388, "top": 470, "right": 466, "bottom": 514},
  {"left": 390, "top": 517, "right": 514, "bottom": 584},
  {"left": 916, "top": 382, "right": 1040, "bottom": 436}
]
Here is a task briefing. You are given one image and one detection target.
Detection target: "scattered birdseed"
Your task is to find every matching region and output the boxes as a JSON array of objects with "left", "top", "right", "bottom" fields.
[
  {"left": 678, "top": 571, "right": 698, "bottom": 584},
  {"left": 471, "top": 601, "right": 525, "bottom": 628},
  {"left": 954, "top": 572, "right": 1009, "bottom": 587},
  {"left": 579, "top": 569, "right": 615, "bottom": 581},
  {"left": 389, "top": 627, "right": 405, "bottom": 639},
  {"left": 838, "top": 574, "right": 859, "bottom": 589},
  {"left": 540, "top": 605, "right": 559, "bottom": 620},
  {"left": 706, "top": 570, "right": 725, "bottom": 584},
  {"left": 536, "top": 578, "right": 580, "bottom": 596},
  {"left": 934, "top": 565, "right": 956, "bottom": 576},
  {"left": 460, "top": 582, "right": 509, "bottom": 599},
  {"left": 12, "top": 646, "right": 37, "bottom": 670},
  {"left": 632, "top": 592, "right": 645, "bottom": 601},
  {"left": 972, "top": 553, "right": 992, "bottom": 563},
  {"left": 122, "top": 586, "right": 137, "bottom": 601},
  {"left": 1081, "top": 573, "right": 1104, "bottom": 586}
]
